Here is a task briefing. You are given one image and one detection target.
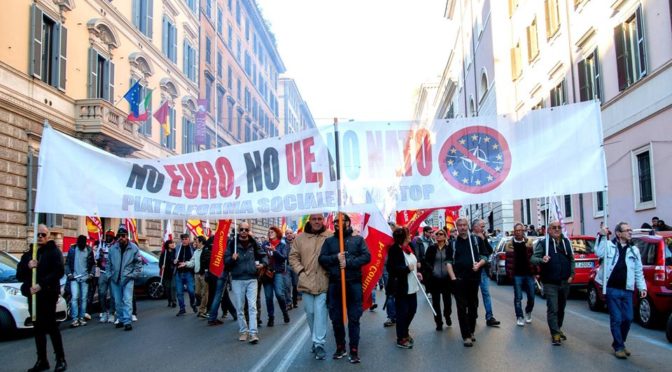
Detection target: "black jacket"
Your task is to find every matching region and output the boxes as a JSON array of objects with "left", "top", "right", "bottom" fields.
[
  {"left": 65, "top": 245, "right": 95, "bottom": 278},
  {"left": 423, "top": 243, "right": 451, "bottom": 287},
  {"left": 159, "top": 249, "right": 177, "bottom": 279},
  {"left": 319, "top": 232, "right": 371, "bottom": 283},
  {"left": 16, "top": 241, "right": 64, "bottom": 297},
  {"left": 199, "top": 247, "right": 212, "bottom": 275},
  {"left": 385, "top": 243, "right": 412, "bottom": 297},
  {"left": 224, "top": 237, "right": 267, "bottom": 281}
]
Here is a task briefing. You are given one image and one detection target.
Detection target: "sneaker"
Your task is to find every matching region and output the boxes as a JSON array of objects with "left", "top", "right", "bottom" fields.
[
  {"left": 383, "top": 318, "right": 395, "bottom": 327},
  {"left": 614, "top": 350, "right": 627, "bottom": 359},
  {"left": 552, "top": 334, "right": 562, "bottom": 346},
  {"left": 283, "top": 313, "right": 290, "bottom": 323},
  {"left": 114, "top": 318, "right": 120, "bottom": 325},
  {"left": 463, "top": 338, "right": 473, "bottom": 347},
  {"left": 486, "top": 317, "right": 501, "bottom": 327},
  {"left": 369, "top": 303, "right": 378, "bottom": 312},
  {"left": 238, "top": 333, "right": 248, "bottom": 342},
  {"left": 525, "top": 312, "right": 532, "bottom": 323},
  {"left": 208, "top": 319, "right": 224, "bottom": 326},
  {"left": 267, "top": 317, "right": 275, "bottom": 327},
  {"left": 132, "top": 315, "right": 138, "bottom": 322},
  {"left": 54, "top": 357, "right": 67, "bottom": 372},
  {"left": 198, "top": 313, "right": 209, "bottom": 319},
  {"left": 470, "top": 333, "right": 476, "bottom": 342},
  {"left": 79, "top": 318, "right": 87, "bottom": 326},
  {"left": 624, "top": 348, "right": 631, "bottom": 356},
  {"left": 115, "top": 322, "right": 124, "bottom": 329},
  {"left": 435, "top": 324, "right": 442, "bottom": 331},
  {"left": 108, "top": 315, "right": 116, "bottom": 324},
  {"left": 28, "top": 359, "right": 50, "bottom": 372},
  {"left": 124, "top": 324, "right": 132, "bottom": 331},
  {"left": 176, "top": 309, "right": 186, "bottom": 316},
  {"left": 396, "top": 338, "right": 412, "bottom": 349},
  {"left": 516, "top": 317, "right": 525, "bottom": 326},
  {"left": 558, "top": 331, "right": 567, "bottom": 341},
  {"left": 315, "top": 346, "right": 326, "bottom": 360},
  {"left": 100, "top": 313, "right": 108, "bottom": 323},
  {"left": 408, "top": 336, "right": 414, "bottom": 347},
  {"left": 446, "top": 318, "right": 452, "bottom": 327},
  {"left": 70, "top": 320, "right": 80, "bottom": 328},
  {"left": 249, "top": 334, "right": 259, "bottom": 344},
  {"left": 84, "top": 313, "right": 92, "bottom": 321},
  {"left": 332, "top": 346, "right": 347, "bottom": 359},
  {"left": 348, "top": 348, "right": 360, "bottom": 364}
]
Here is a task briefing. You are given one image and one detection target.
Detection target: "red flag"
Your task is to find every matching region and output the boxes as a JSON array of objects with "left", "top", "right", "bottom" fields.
[
  {"left": 324, "top": 213, "right": 334, "bottom": 231},
  {"left": 444, "top": 206, "right": 461, "bottom": 231},
  {"left": 361, "top": 210, "right": 394, "bottom": 310},
  {"left": 209, "top": 220, "right": 232, "bottom": 278},
  {"left": 186, "top": 219, "right": 205, "bottom": 237},
  {"left": 124, "top": 218, "right": 138, "bottom": 243},
  {"left": 153, "top": 100, "right": 171, "bottom": 136},
  {"left": 86, "top": 216, "right": 103, "bottom": 241},
  {"left": 396, "top": 208, "right": 439, "bottom": 234}
]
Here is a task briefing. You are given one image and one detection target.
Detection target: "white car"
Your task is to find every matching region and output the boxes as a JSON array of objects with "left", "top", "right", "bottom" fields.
[{"left": 0, "top": 251, "right": 67, "bottom": 334}]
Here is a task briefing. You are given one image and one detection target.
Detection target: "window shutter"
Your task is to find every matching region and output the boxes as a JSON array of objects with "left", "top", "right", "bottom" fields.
[
  {"left": 147, "top": 0, "right": 154, "bottom": 39},
  {"left": 614, "top": 24, "right": 629, "bottom": 90},
  {"left": 183, "top": 40, "right": 188, "bottom": 76},
  {"left": 577, "top": 59, "right": 588, "bottom": 101},
  {"left": 105, "top": 60, "right": 115, "bottom": 102},
  {"left": 635, "top": 6, "right": 647, "bottom": 77},
  {"left": 88, "top": 48, "right": 98, "bottom": 98},
  {"left": 30, "top": 4, "right": 43, "bottom": 79},
  {"left": 162, "top": 17, "right": 168, "bottom": 56},
  {"left": 57, "top": 24, "right": 67, "bottom": 91},
  {"left": 171, "top": 26, "right": 177, "bottom": 63},
  {"left": 192, "top": 48, "right": 198, "bottom": 83},
  {"left": 132, "top": 0, "right": 140, "bottom": 29}
]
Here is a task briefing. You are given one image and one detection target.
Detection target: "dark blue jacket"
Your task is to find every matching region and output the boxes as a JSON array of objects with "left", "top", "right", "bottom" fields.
[
  {"left": 262, "top": 241, "right": 289, "bottom": 273},
  {"left": 319, "top": 231, "right": 371, "bottom": 283}
]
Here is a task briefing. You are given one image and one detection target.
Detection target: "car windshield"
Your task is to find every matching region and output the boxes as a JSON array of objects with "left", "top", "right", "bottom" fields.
[
  {"left": 0, "top": 252, "right": 19, "bottom": 283},
  {"left": 571, "top": 238, "right": 595, "bottom": 254},
  {"left": 139, "top": 250, "right": 158, "bottom": 263}
]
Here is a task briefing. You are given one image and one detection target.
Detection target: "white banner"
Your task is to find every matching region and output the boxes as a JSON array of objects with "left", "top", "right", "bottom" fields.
[{"left": 35, "top": 102, "right": 606, "bottom": 219}]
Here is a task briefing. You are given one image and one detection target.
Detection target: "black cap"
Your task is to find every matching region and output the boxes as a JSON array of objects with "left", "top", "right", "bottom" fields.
[
  {"left": 117, "top": 227, "right": 129, "bottom": 236},
  {"left": 423, "top": 226, "right": 433, "bottom": 232}
]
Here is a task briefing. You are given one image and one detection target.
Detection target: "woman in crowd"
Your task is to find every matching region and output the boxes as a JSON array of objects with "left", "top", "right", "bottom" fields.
[{"left": 261, "top": 226, "right": 290, "bottom": 326}]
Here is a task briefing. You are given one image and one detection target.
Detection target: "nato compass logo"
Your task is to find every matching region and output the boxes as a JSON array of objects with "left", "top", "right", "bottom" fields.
[{"left": 438, "top": 126, "right": 512, "bottom": 194}]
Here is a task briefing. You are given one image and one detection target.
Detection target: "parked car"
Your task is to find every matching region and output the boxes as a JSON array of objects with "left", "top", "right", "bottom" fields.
[
  {"left": 568, "top": 235, "right": 599, "bottom": 289},
  {"left": 489, "top": 236, "right": 542, "bottom": 285},
  {"left": 137, "top": 250, "right": 164, "bottom": 300},
  {"left": 587, "top": 231, "right": 672, "bottom": 332},
  {"left": 0, "top": 251, "right": 68, "bottom": 336}
]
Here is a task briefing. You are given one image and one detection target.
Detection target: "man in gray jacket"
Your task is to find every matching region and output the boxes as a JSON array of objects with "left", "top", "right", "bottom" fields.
[
  {"left": 596, "top": 222, "right": 647, "bottom": 359},
  {"left": 106, "top": 227, "right": 142, "bottom": 331}
]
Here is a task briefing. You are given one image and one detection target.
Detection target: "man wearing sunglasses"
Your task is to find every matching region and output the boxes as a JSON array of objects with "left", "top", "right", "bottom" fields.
[
  {"left": 17, "top": 224, "right": 67, "bottom": 372},
  {"left": 175, "top": 233, "right": 197, "bottom": 316},
  {"left": 225, "top": 221, "right": 267, "bottom": 344},
  {"left": 531, "top": 221, "right": 575, "bottom": 345},
  {"left": 106, "top": 227, "right": 142, "bottom": 331}
]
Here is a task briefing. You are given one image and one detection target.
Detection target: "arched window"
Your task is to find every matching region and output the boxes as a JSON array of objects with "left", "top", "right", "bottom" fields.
[{"left": 480, "top": 68, "right": 489, "bottom": 102}]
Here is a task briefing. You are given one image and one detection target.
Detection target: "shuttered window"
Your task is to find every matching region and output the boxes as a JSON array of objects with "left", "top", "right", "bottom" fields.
[
  {"left": 88, "top": 48, "right": 114, "bottom": 102},
  {"left": 578, "top": 49, "right": 602, "bottom": 101},
  {"left": 545, "top": 0, "right": 560, "bottom": 39},
  {"left": 162, "top": 16, "right": 177, "bottom": 63},
  {"left": 527, "top": 18, "right": 539, "bottom": 62},
  {"left": 132, "top": 0, "right": 153, "bottom": 38},
  {"left": 615, "top": 6, "right": 647, "bottom": 91},
  {"left": 29, "top": 4, "right": 67, "bottom": 91},
  {"left": 510, "top": 42, "right": 522, "bottom": 80}
]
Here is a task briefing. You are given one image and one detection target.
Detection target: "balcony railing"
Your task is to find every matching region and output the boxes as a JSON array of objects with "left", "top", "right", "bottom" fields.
[{"left": 74, "top": 99, "right": 144, "bottom": 155}]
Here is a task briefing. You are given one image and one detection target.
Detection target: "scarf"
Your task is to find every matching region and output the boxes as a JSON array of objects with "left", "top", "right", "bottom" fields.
[{"left": 401, "top": 244, "right": 413, "bottom": 255}]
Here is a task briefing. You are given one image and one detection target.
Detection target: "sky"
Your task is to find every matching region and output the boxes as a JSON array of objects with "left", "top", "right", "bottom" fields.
[{"left": 256, "top": 0, "right": 452, "bottom": 125}]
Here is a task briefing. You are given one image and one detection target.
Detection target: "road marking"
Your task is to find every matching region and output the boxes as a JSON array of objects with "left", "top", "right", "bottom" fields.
[
  {"left": 249, "top": 313, "right": 307, "bottom": 372},
  {"left": 274, "top": 327, "right": 311, "bottom": 372}
]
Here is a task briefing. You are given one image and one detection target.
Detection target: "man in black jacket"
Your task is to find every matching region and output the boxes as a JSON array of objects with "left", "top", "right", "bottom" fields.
[
  {"left": 17, "top": 224, "right": 67, "bottom": 372},
  {"left": 319, "top": 213, "right": 371, "bottom": 364},
  {"left": 175, "top": 233, "right": 197, "bottom": 316}
]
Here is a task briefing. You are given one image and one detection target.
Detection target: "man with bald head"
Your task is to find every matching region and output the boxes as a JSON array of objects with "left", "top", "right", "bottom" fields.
[{"left": 17, "top": 224, "right": 67, "bottom": 371}]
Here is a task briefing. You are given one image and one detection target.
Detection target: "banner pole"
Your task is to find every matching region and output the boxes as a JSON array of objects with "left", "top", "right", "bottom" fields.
[
  {"left": 334, "top": 118, "right": 347, "bottom": 326},
  {"left": 30, "top": 209, "right": 39, "bottom": 322},
  {"left": 545, "top": 196, "right": 550, "bottom": 257},
  {"left": 467, "top": 226, "right": 476, "bottom": 264}
]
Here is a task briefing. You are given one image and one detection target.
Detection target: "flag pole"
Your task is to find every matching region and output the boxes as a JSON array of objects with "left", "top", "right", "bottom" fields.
[
  {"left": 30, "top": 209, "right": 39, "bottom": 322},
  {"left": 334, "top": 118, "right": 347, "bottom": 326},
  {"left": 467, "top": 225, "right": 476, "bottom": 264},
  {"left": 545, "top": 196, "right": 550, "bottom": 257}
]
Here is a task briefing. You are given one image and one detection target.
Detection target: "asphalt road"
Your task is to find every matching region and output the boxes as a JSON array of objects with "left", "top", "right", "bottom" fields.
[{"left": 1, "top": 282, "right": 670, "bottom": 372}]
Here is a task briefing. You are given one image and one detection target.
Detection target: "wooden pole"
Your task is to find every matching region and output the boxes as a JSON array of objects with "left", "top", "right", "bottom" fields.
[
  {"left": 31, "top": 212, "right": 39, "bottom": 322},
  {"left": 334, "top": 118, "right": 347, "bottom": 325}
]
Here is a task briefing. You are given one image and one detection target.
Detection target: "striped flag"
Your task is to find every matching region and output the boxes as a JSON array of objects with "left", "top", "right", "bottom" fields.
[
  {"left": 186, "top": 219, "right": 205, "bottom": 237},
  {"left": 124, "top": 218, "right": 138, "bottom": 243},
  {"left": 153, "top": 100, "right": 171, "bottom": 135},
  {"left": 128, "top": 90, "right": 152, "bottom": 121}
]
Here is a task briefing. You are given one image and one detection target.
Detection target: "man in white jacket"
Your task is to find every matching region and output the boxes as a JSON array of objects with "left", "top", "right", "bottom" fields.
[{"left": 596, "top": 222, "right": 647, "bottom": 359}]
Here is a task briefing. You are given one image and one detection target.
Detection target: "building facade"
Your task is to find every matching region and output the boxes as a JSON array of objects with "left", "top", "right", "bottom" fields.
[
  {"left": 434, "top": 0, "right": 672, "bottom": 235},
  {"left": 1, "top": 0, "right": 199, "bottom": 252}
]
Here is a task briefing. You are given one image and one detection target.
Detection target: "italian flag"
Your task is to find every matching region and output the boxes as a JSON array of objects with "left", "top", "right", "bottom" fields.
[{"left": 128, "top": 91, "right": 152, "bottom": 121}]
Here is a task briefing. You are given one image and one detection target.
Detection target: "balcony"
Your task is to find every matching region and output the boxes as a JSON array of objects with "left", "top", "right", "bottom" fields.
[{"left": 74, "top": 99, "right": 144, "bottom": 156}]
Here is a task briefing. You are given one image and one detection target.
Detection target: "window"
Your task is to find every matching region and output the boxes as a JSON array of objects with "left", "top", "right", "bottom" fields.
[
  {"left": 185, "top": 0, "right": 197, "bottom": 14},
  {"left": 245, "top": 16, "right": 250, "bottom": 40},
  {"left": 245, "top": 121, "right": 251, "bottom": 142},
  {"left": 133, "top": 0, "right": 153, "bottom": 38},
  {"left": 182, "top": 117, "right": 196, "bottom": 153},
  {"left": 479, "top": 71, "right": 488, "bottom": 102},
  {"left": 161, "top": 107, "right": 176, "bottom": 150},
  {"left": 564, "top": 195, "right": 572, "bottom": 218},
  {"left": 632, "top": 145, "right": 655, "bottom": 209},
  {"left": 228, "top": 0, "right": 233, "bottom": 11},
  {"left": 227, "top": 100, "right": 234, "bottom": 131},
  {"left": 217, "top": 52, "right": 223, "bottom": 79},
  {"left": 183, "top": 40, "right": 197, "bottom": 82},
  {"left": 217, "top": 7, "right": 223, "bottom": 35},
  {"left": 615, "top": 6, "right": 647, "bottom": 90},
  {"left": 206, "top": 0, "right": 212, "bottom": 19},
  {"left": 227, "top": 24, "right": 232, "bottom": 47},
  {"left": 508, "top": 0, "right": 518, "bottom": 17},
  {"left": 545, "top": 0, "right": 560, "bottom": 39},
  {"left": 532, "top": 100, "right": 544, "bottom": 110},
  {"left": 632, "top": 239, "right": 658, "bottom": 265},
  {"left": 578, "top": 49, "right": 602, "bottom": 101},
  {"left": 227, "top": 66, "right": 233, "bottom": 90},
  {"left": 162, "top": 17, "right": 177, "bottom": 63},
  {"left": 244, "top": 87, "right": 250, "bottom": 110},
  {"left": 527, "top": 18, "right": 539, "bottom": 62},
  {"left": 244, "top": 52, "right": 251, "bottom": 75},
  {"left": 235, "top": 0, "right": 241, "bottom": 26},
  {"left": 205, "top": 36, "right": 212, "bottom": 65},
  {"left": 237, "top": 79, "right": 241, "bottom": 101},
  {"left": 550, "top": 80, "right": 566, "bottom": 107},
  {"left": 29, "top": 4, "right": 67, "bottom": 91},
  {"left": 87, "top": 48, "right": 114, "bottom": 102},
  {"left": 469, "top": 96, "right": 476, "bottom": 117},
  {"left": 593, "top": 191, "right": 605, "bottom": 217},
  {"left": 205, "top": 75, "right": 213, "bottom": 112},
  {"left": 217, "top": 87, "right": 224, "bottom": 124},
  {"left": 237, "top": 112, "right": 242, "bottom": 139},
  {"left": 27, "top": 149, "right": 62, "bottom": 227},
  {"left": 510, "top": 42, "right": 522, "bottom": 80},
  {"left": 236, "top": 38, "right": 241, "bottom": 62}
]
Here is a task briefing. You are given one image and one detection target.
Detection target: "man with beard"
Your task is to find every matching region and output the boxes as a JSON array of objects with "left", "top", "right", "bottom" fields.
[
  {"left": 17, "top": 224, "right": 67, "bottom": 372},
  {"left": 106, "top": 227, "right": 142, "bottom": 331},
  {"left": 319, "top": 213, "right": 371, "bottom": 363},
  {"left": 289, "top": 215, "right": 332, "bottom": 360}
]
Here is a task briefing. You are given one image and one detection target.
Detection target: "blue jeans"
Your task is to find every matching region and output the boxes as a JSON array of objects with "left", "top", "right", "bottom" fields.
[
  {"left": 98, "top": 275, "right": 114, "bottom": 314},
  {"left": 606, "top": 287, "right": 634, "bottom": 351},
  {"left": 383, "top": 269, "right": 396, "bottom": 320},
  {"left": 232, "top": 279, "right": 258, "bottom": 335},
  {"left": 263, "top": 273, "right": 288, "bottom": 318},
  {"left": 480, "top": 269, "right": 494, "bottom": 320},
  {"left": 328, "top": 282, "right": 363, "bottom": 349},
  {"left": 303, "top": 292, "right": 328, "bottom": 348},
  {"left": 513, "top": 275, "right": 535, "bottom": 318},
  {"left": 208, "top": 275, "right": 236, "bottom": 321},
  {"left": 175, "top": 271, "right": 195, "bottom": 311},
  {"left": 111, "top": 279, "right": 134, "bottom": 325},
  {"left": 70, "top": 280, "right": 89, "bottom": 319},
  {"left": 281, "top": 272, "right": 292, "bottom": 306}
]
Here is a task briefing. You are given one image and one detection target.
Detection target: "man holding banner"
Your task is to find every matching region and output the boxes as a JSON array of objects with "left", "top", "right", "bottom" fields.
[
  {"left": 289, "top": 214, "right": 332, "bottom": 360},
  {"left": 319, "top": 213, "right": 371, "bottom": 364}
]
